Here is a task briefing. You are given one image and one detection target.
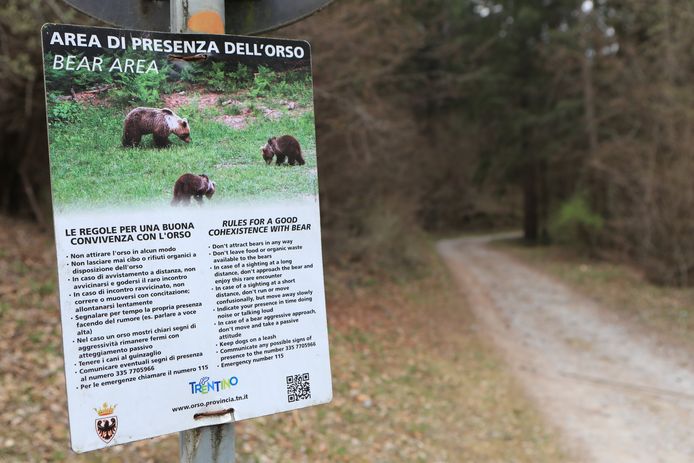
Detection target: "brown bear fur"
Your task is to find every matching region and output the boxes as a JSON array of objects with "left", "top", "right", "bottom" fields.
[
  {"left": 261, "top": 135, "right": 305, "bottom": 166},
  {"left": 171, "top": 174, "right": 215, "bottom": 206},
  {"left": 122, "top": 107, "right": 191, "bottom": 148}
]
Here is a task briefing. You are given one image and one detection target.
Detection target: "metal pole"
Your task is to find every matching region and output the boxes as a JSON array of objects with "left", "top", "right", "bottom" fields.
[
  {"left": 172, "top": 1, "right": 235, "bottom": 462},
  {"left": 171, "top": 0, "right": 225, "bottom": 34},
  {"left": 180, "top": 418, "right": 236, "bottom": 463}
]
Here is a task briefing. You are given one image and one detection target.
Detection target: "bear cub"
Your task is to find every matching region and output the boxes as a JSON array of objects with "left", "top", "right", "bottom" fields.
[
  {"left": 123, "top": 107, "right": 191, "bottom": 148},
  {"left": 171, "top": 173, "right": 215, "bottom": 206},
  {"left": 262, "top": 135, "right": 305, "bottom": 166}
]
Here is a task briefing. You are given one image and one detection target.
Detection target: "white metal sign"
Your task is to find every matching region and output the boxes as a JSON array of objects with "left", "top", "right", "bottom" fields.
[{"left": 42, "top": 24, "right": 331, "bottom": 453}]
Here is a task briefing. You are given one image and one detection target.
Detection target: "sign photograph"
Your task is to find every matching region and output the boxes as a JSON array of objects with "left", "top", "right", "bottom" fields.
[{"left": 41, "top": 23, "right": 332, "bottom": 453}]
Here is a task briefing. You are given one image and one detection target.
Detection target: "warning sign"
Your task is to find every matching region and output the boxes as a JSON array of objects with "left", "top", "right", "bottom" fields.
[{"left": 42, "top": 24, "right": 332, "bottom": 452}]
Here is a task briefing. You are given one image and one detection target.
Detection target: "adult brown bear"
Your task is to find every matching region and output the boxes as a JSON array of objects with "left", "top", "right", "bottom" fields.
[
  {"left": 171, "top": 174, "right": 215, "bottom": 206},
  {"left": 261, "top": 135, "right": 305, "bottom": 166},
  {"left": 122, "top": 107, "right": 191, "bottom": 148}
]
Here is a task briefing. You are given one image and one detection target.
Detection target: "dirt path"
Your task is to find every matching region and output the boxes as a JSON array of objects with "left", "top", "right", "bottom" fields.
[{"left": 437, "top": 234, "right": 694, "bottom": 463}]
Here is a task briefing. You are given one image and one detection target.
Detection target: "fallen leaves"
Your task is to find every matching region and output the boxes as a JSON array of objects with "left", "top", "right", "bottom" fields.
[{"left": 0, "top": 217, "right": 565, "bottom": 462}]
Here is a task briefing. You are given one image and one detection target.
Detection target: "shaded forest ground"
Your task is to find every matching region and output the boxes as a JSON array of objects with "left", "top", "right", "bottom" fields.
[{"left": 0, "top": 218, "right": 565, "bottom": 462}]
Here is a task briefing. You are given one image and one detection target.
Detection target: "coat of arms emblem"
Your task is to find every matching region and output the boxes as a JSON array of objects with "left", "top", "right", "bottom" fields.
[{"left": 94, "top": 402, "right": 118, "bottom": 443}]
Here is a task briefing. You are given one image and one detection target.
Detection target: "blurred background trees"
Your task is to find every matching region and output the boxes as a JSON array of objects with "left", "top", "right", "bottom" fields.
[{"left": 2, "top": 0, "right": 694, "bottom": 284}]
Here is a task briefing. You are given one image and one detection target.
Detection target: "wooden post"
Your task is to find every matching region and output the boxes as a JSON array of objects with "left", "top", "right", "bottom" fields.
[{"left": 172, "top": 1, "right": 235, "bottom": 462}]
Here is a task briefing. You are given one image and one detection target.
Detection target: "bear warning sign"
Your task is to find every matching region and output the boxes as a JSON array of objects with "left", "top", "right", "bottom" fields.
[{"left": 41, "top": 24, "right": 332, "bottom": 453}]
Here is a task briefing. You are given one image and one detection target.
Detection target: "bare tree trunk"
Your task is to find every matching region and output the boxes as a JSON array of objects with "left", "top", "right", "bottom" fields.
[
  {"left": 523, "top": 151, "right": 540, "bottom": 243},
  {"left": 581, "top": 52, "right": 598, "bottom": 155}
]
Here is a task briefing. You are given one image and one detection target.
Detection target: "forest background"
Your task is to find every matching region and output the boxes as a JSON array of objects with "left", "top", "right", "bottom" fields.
[{"left": 3, "top": 0, "right": 693, "bottom": 284}]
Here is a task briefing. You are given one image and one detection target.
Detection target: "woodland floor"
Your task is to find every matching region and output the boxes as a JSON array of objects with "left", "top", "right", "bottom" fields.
[
  {"left": 439, "top": 234, "right": 694, "bottom": 463},
  {"left": 0, "top": 218, "right": 564, "bottom": 462}
]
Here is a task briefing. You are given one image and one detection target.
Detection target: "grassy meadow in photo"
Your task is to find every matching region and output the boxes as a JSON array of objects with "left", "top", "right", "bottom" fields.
[{"left": 45, "top": 61, "right": 317, "bottom": 210}]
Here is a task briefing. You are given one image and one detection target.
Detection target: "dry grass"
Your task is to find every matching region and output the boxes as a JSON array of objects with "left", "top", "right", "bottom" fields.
[
  {"left": 0, "top": 218, "right": 564, "bottom": 462},
  {"left": 234, "top": 261, "right": 565, "bottom": 462}
]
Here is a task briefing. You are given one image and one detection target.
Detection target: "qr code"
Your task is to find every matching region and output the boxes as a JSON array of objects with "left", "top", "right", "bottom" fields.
[{"left": 286, "top": 373, "right": 311, "bottom": 402}]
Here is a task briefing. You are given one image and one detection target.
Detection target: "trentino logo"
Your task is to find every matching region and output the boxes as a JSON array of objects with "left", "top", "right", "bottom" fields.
[{"left": 189, "top": 375, "right": 239, "bottom": 394}]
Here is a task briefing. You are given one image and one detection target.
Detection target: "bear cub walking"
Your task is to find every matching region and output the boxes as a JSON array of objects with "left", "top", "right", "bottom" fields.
[
  {"left": 122, "top": 107, "right": 191, "bottom": 148},
  {"left": 171, "top": 174, "right": 215, "bottom": 206},
  {"left": 262, "top": 135, "right": 305, "bottom": 166}
]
